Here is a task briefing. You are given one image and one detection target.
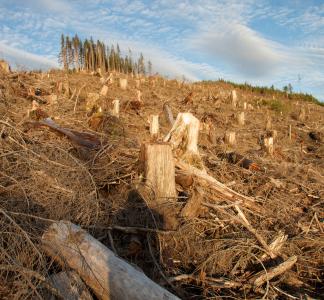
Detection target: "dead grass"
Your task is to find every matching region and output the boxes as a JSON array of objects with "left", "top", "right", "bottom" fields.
[{"left": 0, "top": 69, "right": 323, "bottom": 299}]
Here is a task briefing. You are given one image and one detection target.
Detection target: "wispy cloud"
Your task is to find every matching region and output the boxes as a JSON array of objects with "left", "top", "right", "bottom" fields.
[
  {"left": 0, "top": 42, "right": 58, "bottom": 69},
  {"left": 191, "top": 23, "right": 285, "bottom": 78},
  {"left": 0, "top": 0, "right": 323, "bottom": 100}
]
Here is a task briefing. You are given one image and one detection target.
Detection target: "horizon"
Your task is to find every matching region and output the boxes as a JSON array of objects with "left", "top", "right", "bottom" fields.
[{"left": 0, "top": 0, "right": 323, "bottom": 101}]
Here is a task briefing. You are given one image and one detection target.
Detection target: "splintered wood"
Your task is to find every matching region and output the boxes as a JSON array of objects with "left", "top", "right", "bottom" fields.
[
  {"left": 42, "top": 221, "right": 180, "bottom": 300},
  {"left": 164, "top": 112, "right": 204, "bottom": 170},
  {"left": 225, "top": 131, "right": 236, "bottom": 145}
]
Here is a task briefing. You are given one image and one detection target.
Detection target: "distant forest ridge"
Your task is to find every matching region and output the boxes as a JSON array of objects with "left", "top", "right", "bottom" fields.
[
  {"left": 201, "top": 79, "right": 323, "bottom": 106},
  {"left": 59, "top": 34, "right": 152, "bottom": 75}
]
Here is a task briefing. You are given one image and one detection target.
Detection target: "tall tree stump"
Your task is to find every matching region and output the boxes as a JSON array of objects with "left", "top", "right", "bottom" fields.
[
  {"left": 231, "top": 90, "right": 237, "bottom": 108},
  {"left": 119, "top": 78, "right": 127, "bottom": 90},
  {"left": 237, "top": 112, "right": 245, "bottom": 126},
  {"left": 141, "top": 143, "right": 177, "bottom": 200},
  {"left": 140, "top": 143, "right": 178, "bottom": 229},
  {"left": 100, "top": 85, "right": 109, "bottom": 96},
  {"left": 224, "top": 131, "right": 236, "bottom": 145},
  {"left": 111, "top": 99, "right": 119, "bottom": 118},
  {"left": 163, "top": 102, "right": 174, "bottom": 126},
  {"left": 298, "top": 107, "right": 306, "bottom": 121},
  {"left": 149, "top": 115, "right": 159, "bottom": 140},
  {"left": 262, "top": 136, "right": 274, "bottom": 155},
  {"left": 164, "top": 113, "right": 204, "bottom": 170}
]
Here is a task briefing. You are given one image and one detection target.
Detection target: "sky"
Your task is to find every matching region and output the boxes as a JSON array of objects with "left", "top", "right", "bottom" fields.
[{"left": 0, "top": 0, "right": 324, "bottom": 101}]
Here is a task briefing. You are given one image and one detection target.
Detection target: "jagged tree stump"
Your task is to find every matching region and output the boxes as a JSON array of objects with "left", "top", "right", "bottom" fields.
[
  {"left": 262, "top": 136, "right": 274, "bottom": 155},
  {"left": 164, "top": 113, "right": 204, "bottom": 170},
  {"left": 225, "top": 131, "right": 236, "bottom": 145},
  {"left": 111, "top": 99, "right": 119, "bottom": 118},
  {"left": 163, "top": 102, "right": 174, "bottom": 126}
]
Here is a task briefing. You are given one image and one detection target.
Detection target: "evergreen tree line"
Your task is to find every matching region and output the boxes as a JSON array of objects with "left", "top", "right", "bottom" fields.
[{"left": 59, "top": 34, "right": 152, "bottom": 75}]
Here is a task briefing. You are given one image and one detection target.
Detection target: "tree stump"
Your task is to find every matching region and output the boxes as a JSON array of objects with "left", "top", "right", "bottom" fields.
[
  {"left": 262, "top": 136, "right": 274, "bottom": 155},
  {"left": 42, "top": 221, "right": 180, "bottom": 300},
  {"left": 243, "top": 102, "right": 247, "bottom": 110},
  {"left": 100, "top": 85, "right": 108, "bottom": 96},
  {"left": 163, "top": 102, "right": 174, "bottom": 126},
  {"left": 119, "top": 78, "right": 127, "bottom": 90},
  {"left": 224, "top": 131, "right": 236, "bottom": 145},
  {"left": 0, "top": 59, "right": 11, "bottom": 73},
  {"left": 164, "top": 113, "right": 204, "bottom": 170},
  {"left": 298, "top": 107, "right": 306, "bottom": 121},
  {"left": 111, "top": 99, "right": 119, "bottom": 118},
  {"left": 149, "top": 115, "right": 159, "bottom": 140},
  {"left": 140, "top": 143, "right": 178, "bottom": 229},
  {"left": 141, "top": 143, "right": 177, "bottom": 200},
  {"left": 231, "top": 90, "right": 237, "bottom": 108},
  {"left": 237, "top": 112, "right": 245, "bottom": 126}
]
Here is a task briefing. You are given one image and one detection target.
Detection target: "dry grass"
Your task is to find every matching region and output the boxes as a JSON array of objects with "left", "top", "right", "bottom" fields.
[{"left": 0, "top": 69, "right": 323, "bottom": 299}]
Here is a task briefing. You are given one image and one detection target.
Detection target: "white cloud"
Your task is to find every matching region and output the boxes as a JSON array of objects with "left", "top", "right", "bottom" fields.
[
  {"left": 191, "top": 23, "right": 285, "bottom": 78},
  {"left": 0, "top": 42, "right": 58, "bottom": 70}
]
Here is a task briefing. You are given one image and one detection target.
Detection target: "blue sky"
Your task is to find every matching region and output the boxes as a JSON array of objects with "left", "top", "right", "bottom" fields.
[{"left": 0, "top": 0, "right": 324, "bottom": 101}]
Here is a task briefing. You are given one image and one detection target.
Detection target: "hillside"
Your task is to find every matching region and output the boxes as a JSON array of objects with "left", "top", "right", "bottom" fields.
[{"left": 0, "top": 66, "right": 323, "bottom": 299}]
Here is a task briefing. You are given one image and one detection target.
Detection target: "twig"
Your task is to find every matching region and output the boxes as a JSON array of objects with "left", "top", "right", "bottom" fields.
[
  {"left": 250, "top": 256, "right": 297, "bottom": 288},
  {"left": 85, "top": 224, "right": 174, "bottom": 234}
]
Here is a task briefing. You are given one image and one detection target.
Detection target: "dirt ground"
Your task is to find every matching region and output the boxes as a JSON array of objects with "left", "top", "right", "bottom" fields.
[{"left": 0, "top": 69, "right": 323, "bottom": 299}]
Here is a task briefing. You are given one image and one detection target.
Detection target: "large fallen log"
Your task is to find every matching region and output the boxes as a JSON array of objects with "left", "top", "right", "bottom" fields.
[{"left": 42, "top": 221, "right": 180, "bottom": 300}]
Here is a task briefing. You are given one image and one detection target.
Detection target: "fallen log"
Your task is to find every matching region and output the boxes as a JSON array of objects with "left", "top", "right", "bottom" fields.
[
  {"left": 42, "top": 221, "right": 180, "bottom": 300},
  {"left": 26, "top": 118, "right": 101, "bottom": 149},
  {"left": 47, "top": 271, "right": 92, "bottom": 300}
]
